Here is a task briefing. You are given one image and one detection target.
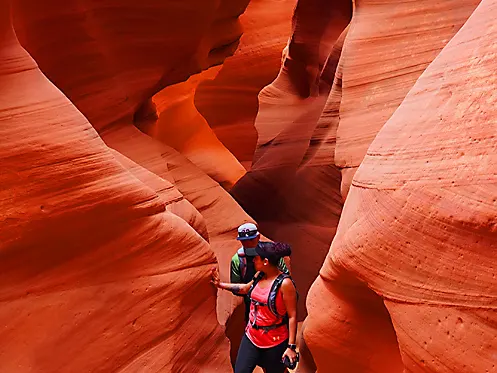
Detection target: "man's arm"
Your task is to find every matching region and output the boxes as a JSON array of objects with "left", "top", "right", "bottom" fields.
[{"left": 278, "top": 257, "right": 289, "bottom": 274}]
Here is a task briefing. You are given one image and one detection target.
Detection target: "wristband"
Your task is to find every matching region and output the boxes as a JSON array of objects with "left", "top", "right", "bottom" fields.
[{"left": 288, "top": 344, "right": 297, "bottom": 351}]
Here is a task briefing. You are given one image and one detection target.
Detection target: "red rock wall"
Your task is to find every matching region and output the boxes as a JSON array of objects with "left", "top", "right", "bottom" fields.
[
  {"left": 305, "top": 0, "right": 497, "bottom": 372},
  {"left": 327, "top": 0, "right": 482, "bottom": 198},
  {"left": 0, "top": 1, "right": 233, "bottom": 371},
  {"left": 143, "top": 66, "right": 247, "bottom": 190},
  {"left": 195, "top": 0, "right": 298, "bottom": 168},
  {"left": 12, "top": 0, "right": 251, "bottom": 132},
  {"left": 138, "top": 0, "right": 297, "bottom": 188},
  {"left": 5, "top": 0, "right": 495, "bottom": 372},
  {"left": 12, "top": 0, "right": 257, "bottom": 328},
  {"left": 231, "top": 0, "right": 353, "bottom": 318}
]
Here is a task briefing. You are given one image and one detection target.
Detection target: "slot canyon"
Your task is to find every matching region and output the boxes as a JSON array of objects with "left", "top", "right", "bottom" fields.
[{"left": 1, "top": 0, "right": 495, "bottom": 372}]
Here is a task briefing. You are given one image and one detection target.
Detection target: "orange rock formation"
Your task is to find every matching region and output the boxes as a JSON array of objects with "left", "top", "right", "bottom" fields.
[
  {"left": 325, "top": 0, "right": 482, "bottom": 199},
  {"left": 12, "top": 0, "right": 259, "bottom": 321},
  {"left": 304, "top": 0, "right": 496, "bottom": 372},
  {"left": 13, "top": 0, "right": 252, "bottom": 133},
  {"left": 0, "top": 0, "right": 233, "bottom": 371},
  {"left": 4, "top": 0, "right": 497, "bottom": 372},
  {"left": 139, "top": 0, "right": 297, "bottom": 188},
  {"left": 231, "top": 0, "right": 353, "bottom": 318},
  {"left": 195, "top": 0, "right": 298, "bottom": 168},
  {"left": 4, "top": 0, "right": 269, "bottom": 371}
]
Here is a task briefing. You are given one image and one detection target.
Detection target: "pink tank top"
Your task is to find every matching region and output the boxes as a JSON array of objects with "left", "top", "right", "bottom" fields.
[{"left": 245, "top": 277, "right": 289, "bottom": 348}]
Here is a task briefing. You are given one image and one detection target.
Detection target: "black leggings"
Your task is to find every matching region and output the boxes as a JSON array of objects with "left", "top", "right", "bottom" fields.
[{"left": 234, "top": 334, "right": 288, "bottom": 373}]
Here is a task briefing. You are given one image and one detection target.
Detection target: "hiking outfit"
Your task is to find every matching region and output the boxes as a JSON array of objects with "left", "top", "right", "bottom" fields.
[
  {"left": 230, "top": 245, "right": 288, "bottom": 322},
  {"left": 234, "top": 273, "right": 295, "bottom": 373}
]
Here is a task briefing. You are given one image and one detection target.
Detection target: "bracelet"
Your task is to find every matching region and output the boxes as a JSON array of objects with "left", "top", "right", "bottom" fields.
[{"left": 288, "top": 344, "right": 297, "bottom": 351}]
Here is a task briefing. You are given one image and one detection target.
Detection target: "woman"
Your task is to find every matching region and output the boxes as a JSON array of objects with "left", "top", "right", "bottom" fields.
[{"left": 211, "top": 242, "right": 298, "bottom": 373}]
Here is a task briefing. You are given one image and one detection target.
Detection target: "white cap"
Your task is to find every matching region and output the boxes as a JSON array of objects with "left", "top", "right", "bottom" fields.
[{"left": 237, "top": 222, "right": 259, "bottom": 241}]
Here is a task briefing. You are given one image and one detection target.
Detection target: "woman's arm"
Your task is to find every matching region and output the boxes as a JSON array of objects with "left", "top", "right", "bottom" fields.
[
  {"left": 211, "top": 268, "right": 253, "bottom": 295},
  {"left": 281, "top": 278, "right": 298, "bottom": 363}
]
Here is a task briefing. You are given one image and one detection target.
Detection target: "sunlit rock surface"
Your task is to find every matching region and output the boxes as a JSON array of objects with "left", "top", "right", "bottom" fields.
[
  {"left": 0, "top": 1, "right": 233, "bottom": 371},
  {"left": 305, "top": 0, "right": 496, "bottom": 372}
]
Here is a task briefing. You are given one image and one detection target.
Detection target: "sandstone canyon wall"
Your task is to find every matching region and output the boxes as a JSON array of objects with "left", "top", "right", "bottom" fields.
[
  {"left": 3, "top": 0, "right": 497, "bottom": 372},
  {"left": 143, "top": 66, "right": 247, "bottom": 190},
  {"left": 323, "top": 0, "right": 483, "bottom": 199},
  {"left": 231, "top": 0, "right": 483, "bottom": 323},
  {"left": 194, "top": 0, "right": 298, "bottom": 169},
  {"left": 13, "top": 1, "right": 300, "bottom": 366},
  {"left": 13, "top": 0, "right": 251, "bottom": 133},
  {"left": 12, "top": 0, "right": 262, "bottom": 327},
  {"left": 231, "top": 0, "right": 353, "bottom": 318},
  {"left": 140, "top": 0, "right": 297, "bottom": 189},
  {"left": 0, "top": 0, "right": 233, "bottom": 371},
  {"left": 304, "top": 0, "right": 497, "bottom": 372}
]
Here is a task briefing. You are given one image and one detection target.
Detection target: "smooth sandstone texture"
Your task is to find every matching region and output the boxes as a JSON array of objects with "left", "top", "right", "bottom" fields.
[
  {"left": 306, "top": 0, "right": 497, "bottom": 372},
  {"left": 144, "top": 66, "right": 247, "bottom": 190},
  {"left": 0, "top": 2, "right": 231, "bottom": 372},
  {"left": 195, "top": 0, "right": 297, "bottom": 168},
  {"left": 141, "top": 0, "right": 297, "bottom": 187},
  {"left": 96, "top": 121, "right": 260, "bottom": 367},
  {"left": 13, "top": 0, "right": 251, "bottom": 132},
  {"left": 326, "top": 0, "right": 482, "bottom": 199},
  {"left": 99, "top": 122, "right": 255, "bottom": 324},
  {"left": 13, "top": 0, "right": 258, "bottom": 330},
  {"left": 231, "top": 0, "right": 352, "bottom": 318}
]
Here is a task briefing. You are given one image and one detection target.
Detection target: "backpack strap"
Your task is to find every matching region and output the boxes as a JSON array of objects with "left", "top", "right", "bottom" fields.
[
  {"left": 247, "top": 273, "right": 297, "bottom": 332},
  {"left": 237, "top": 247, "right": 247, "bottom": 280},
  {"left": 267, "top": 273, "right": 298, "bottom": 317},
  {"left": 247, "top": 271, "right": 264, "bottom": 299}
]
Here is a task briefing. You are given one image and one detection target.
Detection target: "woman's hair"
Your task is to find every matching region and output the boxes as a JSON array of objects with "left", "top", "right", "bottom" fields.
[
  {"left": 256, "top": 242, "right": 291, "bottom": 266},
  {"left": 265, "top": 254, "right": 280, "bottom": 266}
]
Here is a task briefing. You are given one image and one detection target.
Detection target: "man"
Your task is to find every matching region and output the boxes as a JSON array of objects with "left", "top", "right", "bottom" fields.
[{"left": 230, "top": 223, "right": 289, "bottom": 322}]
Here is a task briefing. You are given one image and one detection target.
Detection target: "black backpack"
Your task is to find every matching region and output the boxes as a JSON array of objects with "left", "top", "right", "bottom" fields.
[{"left": 247, "top": 273, "right": 298, "bottom": 331}]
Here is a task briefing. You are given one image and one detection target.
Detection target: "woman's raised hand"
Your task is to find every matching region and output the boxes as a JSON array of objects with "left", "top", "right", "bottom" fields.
[{"left": 210, "top": 267, "right": 222, "bottom": 288}]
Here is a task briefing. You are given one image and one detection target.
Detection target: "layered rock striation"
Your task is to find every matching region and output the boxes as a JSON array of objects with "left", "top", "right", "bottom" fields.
[
  {"left": 0, "top": 1, "right": 233, "bottom": 371},
  {"left": 12, "top": 0, "right": 259, "bottom": 329},
  {"left": 305, "top": 0, "right": 497, "bottom": 372},
  {"left": 231, "top": 0, "right": 353, "bottom": 318}
]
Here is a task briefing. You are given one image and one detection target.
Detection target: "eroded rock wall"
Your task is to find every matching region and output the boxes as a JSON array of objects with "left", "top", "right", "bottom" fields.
[
  {"left": 0, "top": 1, "right": 232, "bottom": 371},
  {"left": 305, "top": 0, "right": 497, "bottom": 372},
  {"left": 12, "top": 0, "right": 257, "bottom": 331},
  {"left": 231, "top": 0, "right": 353, "bottom": 318},
  {"left": 13, "top": 0, "right": 251, "bottom": 133},
  {"left": 138, "top": 0, "right": 297, "bottom": 188},
  {"left": 195, "top": 0, "right": 298, "bottom": 168},
  {"left": 324, "top": 0, "right": 482, "bottom": 198}
]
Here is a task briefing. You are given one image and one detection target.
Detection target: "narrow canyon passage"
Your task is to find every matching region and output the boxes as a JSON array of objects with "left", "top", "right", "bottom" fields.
[{"left": 1, "top": 0, "right": 496, "bottom": 372}]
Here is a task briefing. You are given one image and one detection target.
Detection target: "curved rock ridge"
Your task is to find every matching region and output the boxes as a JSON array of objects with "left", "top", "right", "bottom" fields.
[
  {"left": 141, "top": 0, "right": 297, "bottom": 188},
  {"left": 13, "top": 0, "right": 252, "bottom": 133},
  {"left": 231, "top": 0, "right": 353, "bottom": 318},
  {"left": 305, "top": 0, "right": 497, "bottom": 371},
  {"left": 195, "top": 0, "right": 298, "bottom": 168},
  {"left": 142, "top": 66, "right": 247, "bottom": 190},
  {"left": 13, "top": 0, "right": 260, "bottom": 332},
  {"left": 0, "top": 2, "right": 232, "bottom": 371},
  {"left": 322, "top": 0, "right": 482, "bottom": 199},
  {"left": 98, "top": 122, "right": 258, "bottom": 326}
]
